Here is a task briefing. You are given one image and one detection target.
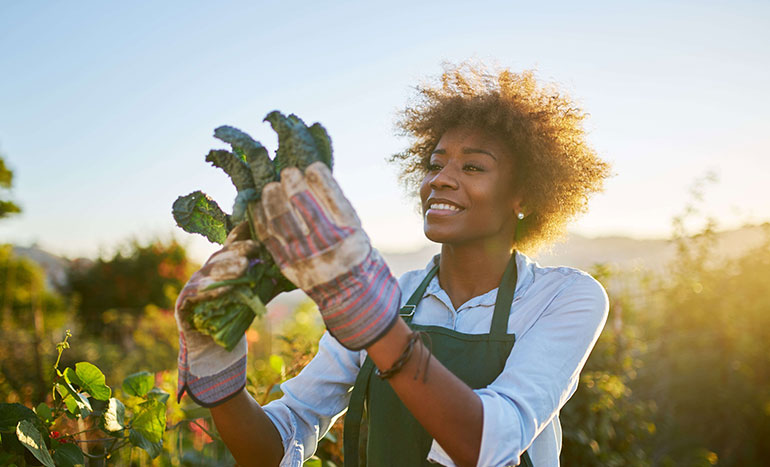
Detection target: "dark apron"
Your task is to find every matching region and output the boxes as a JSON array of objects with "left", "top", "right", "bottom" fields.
[{"left": 343, "top": 254, "right": 534, "bottom": 467}]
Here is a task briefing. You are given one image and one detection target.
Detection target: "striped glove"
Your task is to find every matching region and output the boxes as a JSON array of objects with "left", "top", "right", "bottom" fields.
[
  {"left": 175, "top": 223, "right": 253, "bottom": 407},
  {"left": 254, "top": 161, "right": 401, "bottom": 350}
]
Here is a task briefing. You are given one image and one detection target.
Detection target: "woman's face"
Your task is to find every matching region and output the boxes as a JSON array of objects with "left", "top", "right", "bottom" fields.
[{"left": 419, "top": 126, "right": 521, "bottom": 248}]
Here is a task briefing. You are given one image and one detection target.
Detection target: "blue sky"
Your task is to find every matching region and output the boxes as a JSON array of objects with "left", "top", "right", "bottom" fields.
[{"left": 1, "top": 1, "right": 768, "bottom": 263}]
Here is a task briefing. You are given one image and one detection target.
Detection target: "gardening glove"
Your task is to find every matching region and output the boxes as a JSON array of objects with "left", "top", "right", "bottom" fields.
[
  {"left": 175, "top": 222, "right": 256, "bottom": 407},
  {"left": 253, "top": 161, "right": 401, "bottom": 350}
]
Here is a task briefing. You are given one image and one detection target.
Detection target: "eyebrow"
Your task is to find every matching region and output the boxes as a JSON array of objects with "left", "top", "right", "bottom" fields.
[{"left": 431, "top": 147, "right": 497, "bottom": 160}]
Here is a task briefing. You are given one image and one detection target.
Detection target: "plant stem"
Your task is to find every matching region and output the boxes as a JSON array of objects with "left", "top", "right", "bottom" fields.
[
  {"left": 246, "top": 201, "right": 260, "bottom": 242},
  {"left": 189, "top": 419, "right": 222, "bottom": 442}
]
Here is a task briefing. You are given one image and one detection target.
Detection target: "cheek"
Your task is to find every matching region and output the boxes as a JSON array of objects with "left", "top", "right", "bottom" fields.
[
  {"left": 476, "top": 178, "right": 514, "bottom": 218},
  {"left": 418, "top": 176, "right": 431, "bottom": 209}
]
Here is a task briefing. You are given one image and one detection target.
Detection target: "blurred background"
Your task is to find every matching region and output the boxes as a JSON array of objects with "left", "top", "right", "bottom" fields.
[{"left": 1, "top": 1, "right": 768, "bottom": 465}]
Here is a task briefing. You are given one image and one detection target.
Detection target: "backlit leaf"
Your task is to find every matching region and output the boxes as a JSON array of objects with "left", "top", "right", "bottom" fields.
[
  {"left": 16, "top": 420, "right": 55, "bottom": 467},
  {"left": 122, "top": 371, "right": 154, "bottom": 397},
  {"left": 74, "top": 362, "right": 111, "bottom": 401},
  {"left": 102, "top": 398, "right": 125, "bottom": 432}
]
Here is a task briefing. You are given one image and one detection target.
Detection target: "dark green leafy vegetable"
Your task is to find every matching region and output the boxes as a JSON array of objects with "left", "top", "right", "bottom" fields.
[
  {"left": 205, "top": 149, "right": 255, "bottom": 192},
  {"left": 214, "top": 125, "right": 275, "bottom": 193},
  {"left": 172, "top": 191, "right": 230, "bottom": 245},
  {"left": 172, "top": 110, "right": 334, "bottom": 350},
  {"left": 307, "top": 122, "right": 334, "bottom": 170},
  {"left": 265, "top": 111, "right": 332, "bottom": 176},
  {"left": 231, "top": 188, "right": 259, "bottom": 225}
]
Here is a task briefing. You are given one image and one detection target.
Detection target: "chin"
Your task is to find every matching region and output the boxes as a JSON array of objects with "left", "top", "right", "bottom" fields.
[{"left": 423, "top": 226, "right": 461, "bottom": 245}]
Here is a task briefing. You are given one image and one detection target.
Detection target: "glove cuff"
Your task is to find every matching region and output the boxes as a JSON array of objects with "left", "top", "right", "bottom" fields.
[
  {"left": 308, "top": 250, "right": 401, "bottom": 350},
  {"left": 178, "top": 344, "right": 247, "bottom": 408}
]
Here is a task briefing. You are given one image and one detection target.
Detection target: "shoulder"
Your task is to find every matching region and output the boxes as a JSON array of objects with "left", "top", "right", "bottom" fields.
[
  {"left": 395, "top": 257, "right": 438, "bottom": 297},
  {"left": 518, "top": 253, "right": 609, "bottom": 322}
]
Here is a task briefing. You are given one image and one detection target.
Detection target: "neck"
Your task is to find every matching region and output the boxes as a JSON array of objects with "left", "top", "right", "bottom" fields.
[{"left": 438, "top": 239, "right": 513, "bottom": 310}]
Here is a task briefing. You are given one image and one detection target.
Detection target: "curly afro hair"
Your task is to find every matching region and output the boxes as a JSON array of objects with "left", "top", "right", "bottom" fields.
[{"left": 390, "top": 62, "right": 612, "bottom": 254}]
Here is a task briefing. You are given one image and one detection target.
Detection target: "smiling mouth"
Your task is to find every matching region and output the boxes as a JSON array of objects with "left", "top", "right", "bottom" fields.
[
  {"left": 430, "top": 203, "right": 461, "bottom": 212},
  {"left": 426, "top": 201, "right": 464, "bottom": 215}
]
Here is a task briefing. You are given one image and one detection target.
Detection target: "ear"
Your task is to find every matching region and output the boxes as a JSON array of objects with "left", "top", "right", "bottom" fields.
[{"left": 511, "top": 193, "right": 524, "bottom": 217}]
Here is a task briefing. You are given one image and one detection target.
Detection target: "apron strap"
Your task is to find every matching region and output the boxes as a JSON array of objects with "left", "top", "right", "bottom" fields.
[
  {"left": 343, "top": 357, "right": 376, "bottom": 467},
  {"left": 344, "top": 258, "right": 440, "bottom": 466},
  {"left": 399, "top": 258, "right": 440, "bottom": 325},
  {"left": 489, "top": 252, "right": 518, "bottom": 338}
]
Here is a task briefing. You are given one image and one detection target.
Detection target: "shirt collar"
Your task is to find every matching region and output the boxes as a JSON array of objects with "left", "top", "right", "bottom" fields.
[{"left": 420, "top": 251, "right": 536, "bottom": 307}]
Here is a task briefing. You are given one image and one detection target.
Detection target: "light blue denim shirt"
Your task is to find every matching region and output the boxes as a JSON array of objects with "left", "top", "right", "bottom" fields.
[{"left": 263, "top": 251, "right": 609, "bottom": 467}]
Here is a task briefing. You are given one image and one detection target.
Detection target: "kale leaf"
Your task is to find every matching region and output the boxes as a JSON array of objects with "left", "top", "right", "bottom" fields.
[
  {"left": 205, "top": 149, "right": 256, "bottom": 192},
  {"left": 172, "top": 191, "right": 230, "bottom": 245},
  {"left": 264, "top": 111, "right": 334, "bottom": 176},
  {"left": 214, "top": 125, "right": 275, "bottom": 194}
]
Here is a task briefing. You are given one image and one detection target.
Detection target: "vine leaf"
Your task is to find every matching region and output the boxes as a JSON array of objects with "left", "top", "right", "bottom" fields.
[
  {"left": 147, "top": 387, "right": 170, "bottom": 404},
  {"left": 131, "top": 399, "right": 166, "bottom": 444},
  {"left": 73, "top": 362, "right": 111, "bottom": 401},
  {"left": 102, "top": 398, "right": 126, "bottom": 433},
  {"left": 129, "top": 428, "right": 163, "bottom": 459},
  {"left": 16, "top": 420, "right": 55, "bottom": 467},
  {"left": 35, "top": 403, "right": 54, "bottom": 426},
  {"left": 55, "top": 382, "right": 92, "bottom": 418},
  {"left": 122, "top": 371, "right": 154, "bottom": 398},
  {"left": 0, "top": 402, "right": 38, "bottom": 432},
  {"left": 52, "top": 443, "right": 85, "bottom": 467}
]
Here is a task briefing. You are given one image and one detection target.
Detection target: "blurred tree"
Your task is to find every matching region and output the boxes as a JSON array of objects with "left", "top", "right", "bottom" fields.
[
  {"left": 68, "top": 238, "right": 197, "bottom": 336},
  {"left": 0, "top": 245, "right": 68, "bottom": 403},
  {"left": 561, "top": 264, "right": 655, "bottom": 467},
  {"left": 0, "top": 154, "right": 21, "bottom": 219},
  {"left": 636, "top": 223, "right": 770, "bottom": 466}
]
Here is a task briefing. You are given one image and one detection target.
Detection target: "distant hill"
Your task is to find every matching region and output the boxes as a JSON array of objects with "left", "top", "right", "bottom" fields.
[
  {"left": 380, "top": 223, "right": 770, "bottom": 277},
  {"left": 11, "top": 245, "right": 71, "bottom": 291},
  {"left": 10, "top": 223, "right": 768, "bottom": 292}
]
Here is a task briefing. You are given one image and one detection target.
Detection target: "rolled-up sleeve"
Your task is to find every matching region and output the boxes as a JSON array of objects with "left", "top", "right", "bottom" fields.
[
  {"left": 427, "top": 272, "right": 609, "bottom": 467},
  {"left": 263, "top": 331, "right": 362, "bottom": 467}
]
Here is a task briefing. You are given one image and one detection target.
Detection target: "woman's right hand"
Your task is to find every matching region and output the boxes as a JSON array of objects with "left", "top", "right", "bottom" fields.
[{"left": 175, "top": 222, "right": 257, "bottom": 407}]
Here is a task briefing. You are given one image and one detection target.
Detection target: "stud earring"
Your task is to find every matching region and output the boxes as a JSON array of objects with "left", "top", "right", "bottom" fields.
[{"left": 517, "top": 212, "right": 525, "bottom": 220}]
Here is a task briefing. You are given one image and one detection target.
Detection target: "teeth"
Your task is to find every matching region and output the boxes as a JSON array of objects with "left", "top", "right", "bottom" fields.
[{"left": 430, "top": 203, "right": 461, "bottom": 212}]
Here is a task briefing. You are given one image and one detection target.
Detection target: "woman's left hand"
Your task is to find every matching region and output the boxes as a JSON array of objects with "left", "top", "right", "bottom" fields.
[{"left": 252, "top": 161, "right": 401, "bottom": 350}]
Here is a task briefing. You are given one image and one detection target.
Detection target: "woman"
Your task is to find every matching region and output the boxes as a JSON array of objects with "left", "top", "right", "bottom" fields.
[{"left": 175, "top": 63, "right": 612, "bottom": 466}]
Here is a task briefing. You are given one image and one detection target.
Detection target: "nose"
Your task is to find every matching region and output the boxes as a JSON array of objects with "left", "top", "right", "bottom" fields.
[{"left": 429, "top": 164, "right": 459, "bottom": 190}]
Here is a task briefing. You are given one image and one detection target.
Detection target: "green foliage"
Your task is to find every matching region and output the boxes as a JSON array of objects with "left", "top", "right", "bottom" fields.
[
  {"left": 561, "top": 264, "right": 655, "bottom": 466},
  {"left": 68, "top": 238, "right": 194, "bottom": 336},
  {"left": 68, "top": 362, "right": 112, "bottom": 401},
  {"left": 16, "top": 419, "right": 55, "bottom": 467},
  {"left": 634, "top": 224, "right": 770, "bottom": 466},
  {"left": 191, "top": 284, "right": 265, "bottom": 351},
  {"left": 0, "top": 154, "right": 21, "bottom": 219},
  {"left": 52, "top": 442, "right": 85, "bottom": 467},
  {"left": 0, "top": 245, "right": 69, "bottom": 402},
  {"left": 213, "top": 125, "right": 275, "bottom": 192},
  {"left": 172, "top": 190, "right": 230, "bottom": 244},
  {"left": 122, "top": 371, "right": 154, "bottom": 398},
  {"left": 205, "top": 148, "right": 256, "bottom": 192},
  {"left": 0, "top": 331, "right": 173, "bottom": 464},
  {"left": 264, "top": 110, "right": 334, "bottom": 175}
]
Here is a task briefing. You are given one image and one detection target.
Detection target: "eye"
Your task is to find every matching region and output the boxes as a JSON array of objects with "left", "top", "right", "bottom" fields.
[
  {"left": 426, "top": 161, "right": 443, "bottom": 172},
  {"left": 463, "top": 163, "right": 484, "bottom": 172}
]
